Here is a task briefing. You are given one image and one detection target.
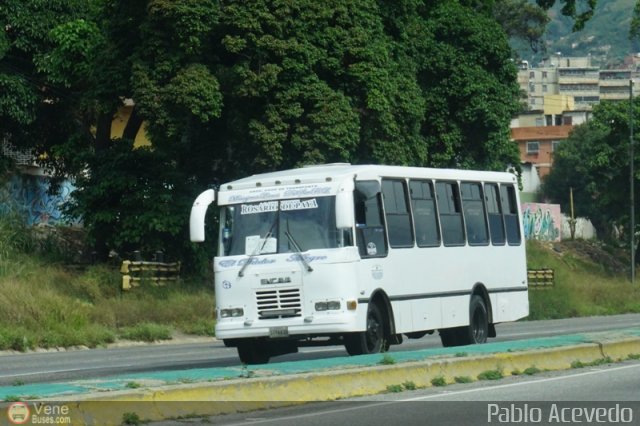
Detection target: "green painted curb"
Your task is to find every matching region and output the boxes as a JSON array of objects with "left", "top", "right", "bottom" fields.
[{"left": 4, "top": 336, "right": 635, "bottom": 425}]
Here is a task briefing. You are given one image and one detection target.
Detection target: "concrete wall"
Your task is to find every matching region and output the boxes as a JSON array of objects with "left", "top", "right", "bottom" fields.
[
  {"left": 520, "top": 163, "right": 542, "bottom": 193},
  {"left": 561, "top": 215, "right": 596, "bottom": 240}
]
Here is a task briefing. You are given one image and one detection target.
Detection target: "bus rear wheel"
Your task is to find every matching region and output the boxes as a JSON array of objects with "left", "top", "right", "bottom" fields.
[
  {"left": 468, "top": 295, "right": 489, "bottom": 344},
  {"left": 439, "top": 295, "right": 489, "bottom": 347},
  {"left": 344, "top": 303, "right": 386, "bottom": 355}
]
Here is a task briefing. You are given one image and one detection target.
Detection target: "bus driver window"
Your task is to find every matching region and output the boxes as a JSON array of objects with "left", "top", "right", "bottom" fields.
[{"left": 354, "top": 181, "right": 388, "bottom": 257}]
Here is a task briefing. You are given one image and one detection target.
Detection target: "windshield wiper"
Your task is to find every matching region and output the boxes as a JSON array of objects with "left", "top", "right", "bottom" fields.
[
  {"left": 284, "top": 230, "right": 313, "bottom": 272},
  {"left": 238, "top": 218, "right": 277, "bottom": 277}
]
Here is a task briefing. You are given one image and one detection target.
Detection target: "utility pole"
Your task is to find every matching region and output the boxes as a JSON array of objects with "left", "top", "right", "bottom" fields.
[
  {"left": 569, "top": 187, "right": 576, "bottom": 240},
  {"left": 631, "top": 79, "right": 635, "bottom": 284}
]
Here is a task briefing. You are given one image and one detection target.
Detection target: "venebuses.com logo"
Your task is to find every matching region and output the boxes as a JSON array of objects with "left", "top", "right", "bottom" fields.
[
  {"left": 6, "top": 402, "right": 71, "bottom": 424},
  {"left": 7, "top": 402, "right": 30, "bottom": 425}
]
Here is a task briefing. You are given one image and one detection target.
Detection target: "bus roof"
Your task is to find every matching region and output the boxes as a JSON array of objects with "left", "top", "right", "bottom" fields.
[{"left": 218, "top": 163, "right": 518, "bottom": 192}]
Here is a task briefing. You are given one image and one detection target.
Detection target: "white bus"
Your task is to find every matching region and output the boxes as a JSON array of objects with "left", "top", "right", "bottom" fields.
[{"left": 190, "top": 164, "right": 528, "bottom": 364}]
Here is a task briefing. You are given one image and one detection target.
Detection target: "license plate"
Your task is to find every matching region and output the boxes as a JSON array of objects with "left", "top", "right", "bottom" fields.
[{"left": 269, "top": 326, "right": 289, "bottom": 338}]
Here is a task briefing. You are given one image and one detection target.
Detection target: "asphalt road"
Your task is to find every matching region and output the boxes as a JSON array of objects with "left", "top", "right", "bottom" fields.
[
  {"left": 1, "top": 313, "right": 640, "bottom": 386},
  {"left": 158, "top": 360, "right": 640, "bottom": 426}
]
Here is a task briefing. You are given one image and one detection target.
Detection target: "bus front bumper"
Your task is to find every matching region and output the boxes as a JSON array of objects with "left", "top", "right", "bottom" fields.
[{"left": 215, "top": 313, "right": 363, "bottom": 340}]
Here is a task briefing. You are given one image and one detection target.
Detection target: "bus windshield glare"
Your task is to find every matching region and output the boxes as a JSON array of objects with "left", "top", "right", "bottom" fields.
[{"left": 221, "top": 196, "right": 347, "bottom": 256}]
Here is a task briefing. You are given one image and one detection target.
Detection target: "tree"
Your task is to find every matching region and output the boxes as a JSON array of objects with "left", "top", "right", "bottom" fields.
[
  {"left": 416, "top": 2, "right": 522, "bottom": 170},
  {"left": 0, "top": 0, "right": 224, "bottom": 261},
  {"left": 536, "top": 0, "right": 597, "bottom": 31},
  {"left": 493, "top": 0, "right": 550, "bottom": 52},
  {"left": 0, "top": 1, "right": 95, "bottom": 167},
  {"left": 0, "top": 0, "right": 527, "bottom": 264},
  {"left": 543, "top": 99, "right": 638, "bottom": 242}
]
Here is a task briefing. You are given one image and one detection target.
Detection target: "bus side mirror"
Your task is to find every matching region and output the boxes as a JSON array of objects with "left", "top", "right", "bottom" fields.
[
  {"left": 190, "top": 189, "right": 216, "bottom": 242},
  {"left": 336, "top": 190, "right": 354, "bottom": 229}
]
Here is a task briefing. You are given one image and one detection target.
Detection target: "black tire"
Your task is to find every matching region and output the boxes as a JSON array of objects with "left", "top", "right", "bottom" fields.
[
  {"left": 439, "top": 327, "right": 461, "bottom": 347},
  {"left": 439, "top": 295, "right": 489, "bottom": 347},
  {"left": 344, "top": 303, "right": 385, "bottom": 355},
  {"left": 237, "top": 339, "right": 270, "bottom": 364},
  {"left": 467, "top": 295, "right": 489, "bottom": 344}
]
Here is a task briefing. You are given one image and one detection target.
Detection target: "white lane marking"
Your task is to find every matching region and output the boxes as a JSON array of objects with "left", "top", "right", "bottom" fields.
[
  {"left": 0, "top": 365, "right": 135, "bottom": 379},
  {"left": 224, "top": 401, "right": 394, "bottom": 425},
  {"left": 222, "top": 363, "right": 640, "bottom": 425},
  {"left": 401, "top": 363, "right": 640, "bottom": 401}
]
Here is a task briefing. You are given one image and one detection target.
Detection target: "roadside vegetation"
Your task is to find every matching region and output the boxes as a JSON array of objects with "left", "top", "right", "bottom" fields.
[
  {"left": 526, "top": 240, "right": 640, "bottom": 320},
  {"left": 0, "top": 214, "right": 214, "bottom": 352},
  {"left": 3, "top": 210, "right": 640, "bottom": 351}
]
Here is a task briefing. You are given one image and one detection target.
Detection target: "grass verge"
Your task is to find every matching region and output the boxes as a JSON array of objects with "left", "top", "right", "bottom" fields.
[
  {"left": 526, "top": 240, "right": 640, "bottom": 319},
  {"left": 0, "top": 232, "right": 214, "bottom": 351},
  {"left": 3, "top": 218, "right": 640, "bottom": 350}
]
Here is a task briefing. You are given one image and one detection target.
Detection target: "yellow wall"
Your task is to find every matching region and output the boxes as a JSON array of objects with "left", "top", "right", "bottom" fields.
[
  {"left": 111, "top": 105, "right": 151, "bottom": 148},
  {"left": 543, "top": 95, "right": 574, "bottom": 115}
]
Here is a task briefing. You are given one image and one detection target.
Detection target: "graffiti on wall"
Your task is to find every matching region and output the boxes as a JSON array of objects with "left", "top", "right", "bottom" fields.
[
  {"left": 521, "top": 203, "right": 561, "bottom": 242},
  {"left": 4, "top": 174, "right": 79, "bottom": 226}
]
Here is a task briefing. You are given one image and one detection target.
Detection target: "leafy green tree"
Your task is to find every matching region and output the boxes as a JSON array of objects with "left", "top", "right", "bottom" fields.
[
  {"left": 0, "top": 1, "right": 94, "bottom": 164},
  {"left": 493, "top": 0, "right": 550, "bottom": 52},
  {"left": 410, "top": 2, "right": 522, "bottom": 170},
  {"left": 536, "top": 0, "right": 640, "bottom": 43},
  {"left": 0, "top": 0, "right": 527, "bottom": 264},
  {"left": 543, "top": 99, "right": 638, "bottom": 242},
  {"left": 536, "top": 0, "right": 597, "bottom": 31}
]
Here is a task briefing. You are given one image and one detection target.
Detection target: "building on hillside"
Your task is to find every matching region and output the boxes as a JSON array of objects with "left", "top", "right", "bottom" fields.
[
  {"left": 510, "top": 124, "right": 574, "bottom": 199},
  {"left": 557, "top": 64, "right": 600, "bottom": 110},
  {"left": 623, "top": 53, "right": 640, "bottom": 71},
  {"left": 511, "top": 96, "right": 589, "bottom": 129},
  {"left": 599, "top": 70, "right": 633, "bottom": 100},
  {"left": 511, "top": 124, "right": 574, "bottom": 178},
  {"left": 561, "top": 109, "right": 593, "bottom": 126},
  {"left": 518, "top": 55, "right": 639, "bottom": 111}
]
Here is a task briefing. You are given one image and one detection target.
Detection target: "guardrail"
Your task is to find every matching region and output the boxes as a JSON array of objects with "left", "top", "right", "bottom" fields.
[
  {"left": 120, "top": 260, "right": 181, "bottom": 291},
  {"left": 527, "top": 268, "right": 555, "bottom": 289}
]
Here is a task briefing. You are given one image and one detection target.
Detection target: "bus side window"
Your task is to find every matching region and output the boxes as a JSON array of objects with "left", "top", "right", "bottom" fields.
[
  {"left": 354, "top": 181, "right": 388, "bottom": 257},
  {"left": 461, "top": 182, "right": 489, "bottom": 246},
  {"left": 409, "top": 180, "right": 440, "bottom": 247},
  {"left": 500, "top": 184, "right": 522, "bottom": 245},
  {"left": 381, "top": 179, "right": 414, "bottom": 248},
  {"left": 436, "top": 181, "right": 465, "bottom": 246},
  {"left": 484, "top": 183, "right": 506, "bottom": 245}
]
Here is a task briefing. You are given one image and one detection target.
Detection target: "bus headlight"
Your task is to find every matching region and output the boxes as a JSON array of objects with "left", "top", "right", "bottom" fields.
[
  {"left": 315, "top": 301, "right": 341, "bottom": 311},
  {"left": 220, "top": 308, "right": 244, "bottom": 318}
]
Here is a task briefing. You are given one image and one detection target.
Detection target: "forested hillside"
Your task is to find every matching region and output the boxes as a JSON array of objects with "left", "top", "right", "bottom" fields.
[{"left": 515, "top": 0, "right": 640, "bottom": 67}]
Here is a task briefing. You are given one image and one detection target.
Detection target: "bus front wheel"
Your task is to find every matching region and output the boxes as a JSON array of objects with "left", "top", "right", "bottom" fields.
[
  {"left": 237, "top": 339, "right": 270, "bottom": 364},
  {"left": 344, "top": 303, "right": 386, "bottom": 355}
]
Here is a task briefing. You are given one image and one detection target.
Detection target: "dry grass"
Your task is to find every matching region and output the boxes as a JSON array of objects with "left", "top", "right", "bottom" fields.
[
  {"left": 3, "top": 212, "right": 639, "bottom": 350},
  {"left": 0, "top": 250, "right": 214, "bottom": 351},
  {"left": 527, "top": 240, "right": 640, "bottom": 320}
]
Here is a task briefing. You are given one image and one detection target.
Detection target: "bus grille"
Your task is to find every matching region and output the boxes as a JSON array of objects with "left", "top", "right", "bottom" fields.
[{"left": 256, "top": 288, "right": 302, "bottom": 319}]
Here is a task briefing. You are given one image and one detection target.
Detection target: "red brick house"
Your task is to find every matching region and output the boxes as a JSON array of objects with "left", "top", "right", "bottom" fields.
[{"left": 510, "top": 124, "right": 574, "bottom": 179}]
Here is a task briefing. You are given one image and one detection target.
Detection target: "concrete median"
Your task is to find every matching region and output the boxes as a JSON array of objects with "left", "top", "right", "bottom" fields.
[{"left": 1, "top": 329, "right": 639, "bottom": 425}]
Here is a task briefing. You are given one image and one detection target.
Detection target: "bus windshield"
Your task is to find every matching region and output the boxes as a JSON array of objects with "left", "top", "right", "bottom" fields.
[{"left": 221, "top": 196, "right": 346, "bottom": 256}]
